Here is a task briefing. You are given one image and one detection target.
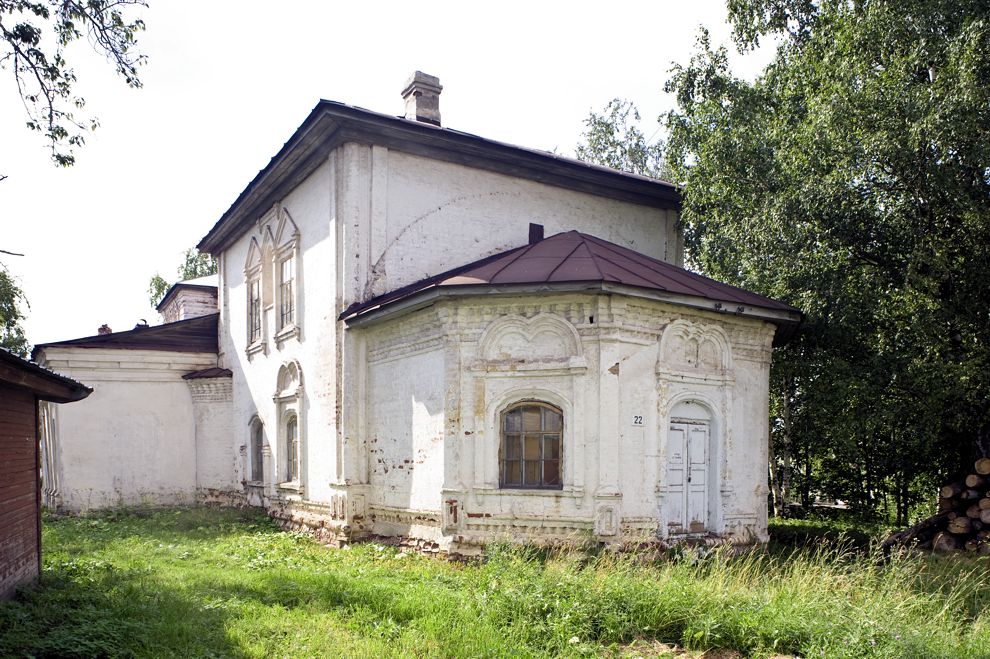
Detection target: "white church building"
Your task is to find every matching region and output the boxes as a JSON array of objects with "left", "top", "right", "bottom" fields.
[{"left": 35, "top": 73, "right": 800, "bottom": 552}]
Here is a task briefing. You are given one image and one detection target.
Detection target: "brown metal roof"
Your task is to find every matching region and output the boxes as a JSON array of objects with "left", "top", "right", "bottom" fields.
[
  {"left": 33, "top": 313, "right": 219, "bottom": 356},
  {"left": 340, "top": 232, "right": 802, "bottom": 340},
  {"left": 198, "top": 101, "right": 680, "bottom": 253},
  {"left": 0, "top": 348, "right": 91, "bottom": 403},
  {"left": 182, "top": 367, "right": 232, "bottom": 380}
]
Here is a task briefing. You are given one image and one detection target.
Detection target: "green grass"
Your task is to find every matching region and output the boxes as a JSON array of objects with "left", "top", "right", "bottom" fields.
[{"left": 1, "top": 508, "right": 989, "bottom": 658}]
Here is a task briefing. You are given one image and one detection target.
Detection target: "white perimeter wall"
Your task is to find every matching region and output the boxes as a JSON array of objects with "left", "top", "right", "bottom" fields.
[{"left": 38, "top": 348, "right": 216, "bottom": 512}]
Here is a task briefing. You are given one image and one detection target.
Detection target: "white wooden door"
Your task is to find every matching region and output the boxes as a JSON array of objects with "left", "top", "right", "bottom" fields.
[{"left": 664, "top": 420, "right": 710, "bottom": 534}]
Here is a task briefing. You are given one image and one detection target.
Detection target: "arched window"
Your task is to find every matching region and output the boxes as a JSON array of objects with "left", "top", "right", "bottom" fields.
[
  {"left": 285, "top": 414, "right": 299, "bottom": 483},
  {"left": 274, "top": 361, "right": 303, "bottom": 492},
  {"left": 250, "top": 419, "right": 264, "bottom": 482},
  {"left": 500, "top": 402, "right": 562, "bottom": 489}
]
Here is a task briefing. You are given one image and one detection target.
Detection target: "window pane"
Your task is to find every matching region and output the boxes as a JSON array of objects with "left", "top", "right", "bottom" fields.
[
  {"left": 503, "top": 460, "right": 521, "bottom": 485},
  {"left": 504, "top": 410, "right": 521, "bottom": 432},
  {"left": 524, "top": 435, "right": 540, "bottom": 460},
  {"left": 504, "top": 433, "right": 520, "bottom": 459},
  {"left": 524, "top": 461, "right": 539, "bottom": 485},
  {"left": 543, "top": 408, "right": 562, "bottom": 431},
  {"left": 543, "top": 435, "right": 560, "bottom": 459},
  {"left": 543, "top": 460, "right": 560, "bottom": 485},
  {"left": 521, "top": 407, "right": 541, "bottom": 432}
]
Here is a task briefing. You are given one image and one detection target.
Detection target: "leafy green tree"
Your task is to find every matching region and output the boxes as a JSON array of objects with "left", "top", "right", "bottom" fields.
[
  {"left": 1, "top": 0, "right": 147, "bottom": 166},
  {"left": 0, "top": 265, "right": 28, "bottom": 356},
  {"left": 663, "top": 0, "right": 990, "bottom": 523},
  {"left": 576, "top": 99, "right": 670, "bottom": 180},
  {"left": 148, "top": 248, "right": 218, "bottom": 308}
]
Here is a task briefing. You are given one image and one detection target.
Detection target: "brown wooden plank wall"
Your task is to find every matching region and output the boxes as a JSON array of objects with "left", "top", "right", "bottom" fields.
[{"left": 0, "top": 383, "right": 40, "bottom": 600}]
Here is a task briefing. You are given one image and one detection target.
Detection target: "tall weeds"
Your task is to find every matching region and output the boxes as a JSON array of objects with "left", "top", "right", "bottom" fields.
[{"left": 1, "top": 509, "right": 988, "bottom": 658}]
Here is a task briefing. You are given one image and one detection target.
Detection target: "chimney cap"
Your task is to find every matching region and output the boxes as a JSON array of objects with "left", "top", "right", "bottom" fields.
[
  {"left": 401, "top": 71, "right": 442, "bottom": 126},
  {"left": 401, "top": 71, "right": 442, "bottom": 98}
]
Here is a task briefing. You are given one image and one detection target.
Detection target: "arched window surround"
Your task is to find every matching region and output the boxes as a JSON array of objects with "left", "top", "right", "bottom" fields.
[
  {"left": 273, "top": 360, "right": 304, "bottom": 494},
  {"left": 243, "top": 205, "right": 302, "bottom": 356},
  {"left": 480, "top": 387, "right": 583, "bottom": 497}
]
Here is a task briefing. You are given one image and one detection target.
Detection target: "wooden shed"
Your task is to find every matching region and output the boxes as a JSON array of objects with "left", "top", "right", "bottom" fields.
[{"left": 0, "top": 348, "right": 90, "bottom": 600}]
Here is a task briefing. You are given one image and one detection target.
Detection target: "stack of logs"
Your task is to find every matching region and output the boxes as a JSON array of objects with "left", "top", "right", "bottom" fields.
[{"left": 884, "top": 457, "right": 990, "bottom": 554}]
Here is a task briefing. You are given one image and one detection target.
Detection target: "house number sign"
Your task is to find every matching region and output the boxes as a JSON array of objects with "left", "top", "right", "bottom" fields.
[{"left": 632, "top": 415, "right": 644, "bottom": 426}]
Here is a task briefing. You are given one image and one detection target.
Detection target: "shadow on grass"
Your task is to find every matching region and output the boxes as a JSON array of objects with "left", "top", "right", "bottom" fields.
[{"left": 0, "top": 563, "right": 244, "bottom": 658}]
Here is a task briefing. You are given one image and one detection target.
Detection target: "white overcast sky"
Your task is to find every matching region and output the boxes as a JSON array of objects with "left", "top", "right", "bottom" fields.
[{"left": 1, "top": 1, "right": 774, "bottom": 346}]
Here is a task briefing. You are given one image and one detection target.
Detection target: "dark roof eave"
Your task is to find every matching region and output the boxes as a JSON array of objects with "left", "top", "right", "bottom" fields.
[
  {"left": 33, "top": 313, "right": 220, "bottom": 357},
  {"left": 340, "top": 281, "right": 802, "bottom": 344},
  {"left": 0, "top": 349, "right": 92, "bottom": 403},
  {"left": 197, "top": 101, "right": 681, "bottom": 254}
]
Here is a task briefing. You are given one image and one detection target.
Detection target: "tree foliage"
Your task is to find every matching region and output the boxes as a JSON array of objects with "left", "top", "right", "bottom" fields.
[
  {"left": 663, "top": 0, "right": 990, "bottom": 523},
  {"left": 575, "top": 98, "right": 670, "bottom": 180},
  {"left": 0, "top": 266, "right": 28, "bottom": 356},
  {"left": 0, "top": 0, "right": 147, "bottom": 166},
  {"left": 148, "top": 248, "right": 218, "bottom": 309}
]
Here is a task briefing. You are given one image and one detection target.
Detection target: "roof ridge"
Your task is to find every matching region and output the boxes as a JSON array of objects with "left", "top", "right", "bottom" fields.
[
  {"left": 545, "top": 236, "right": 592, "bottom": 281},
  {"left": 577, "top": 232, "right": 782, "bottom": 306},
  {"left": 488, "top": 241, "right": 537, "bottom": 281},
  {"left": 581, "top": 235, "right": 715, "bottom": 296}
]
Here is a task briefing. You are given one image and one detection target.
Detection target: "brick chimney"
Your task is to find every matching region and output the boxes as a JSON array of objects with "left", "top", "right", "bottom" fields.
[
  {"left": 401, "top": 71, "right": 442, "bottom": 126},
  {"left": 97, "top": 324, "right": 112, "bottom": 335}
]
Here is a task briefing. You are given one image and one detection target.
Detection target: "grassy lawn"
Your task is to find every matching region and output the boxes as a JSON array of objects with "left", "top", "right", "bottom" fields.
[{"left": 1, "top": 509, "right": 989, "bottom": 658}]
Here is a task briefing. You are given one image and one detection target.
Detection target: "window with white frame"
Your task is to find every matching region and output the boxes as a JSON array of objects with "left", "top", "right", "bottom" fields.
[
  {"left": 248, "top": 278, "right": 262, "bottom": 344},
  {"left": 278, "top": 255, "right": 295, "bottom": 330},
  {"left": 499, "top": 402, "right": 562, "bottom": 489},
  {"left": 274, "top": 361, "right": 303, "bottom": 491}
]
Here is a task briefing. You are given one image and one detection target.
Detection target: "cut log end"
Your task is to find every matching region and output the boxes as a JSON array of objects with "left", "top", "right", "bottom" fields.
[{"left": 933, "top": 532, "right": 958, "bottom": 553}]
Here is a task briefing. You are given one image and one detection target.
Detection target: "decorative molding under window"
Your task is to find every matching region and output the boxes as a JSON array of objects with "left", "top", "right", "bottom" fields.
[
  {"left": 274, "top": 324, "right": 300, "bottom": 348},
  {"left": 473, "top": 485, "right": 585, "bottom": 500},
  {"left": 277, "top": 481, "right": 304, "bottom": 495},
  {"left": 246, "top": 340, "right": 267, "bottom": 359}
]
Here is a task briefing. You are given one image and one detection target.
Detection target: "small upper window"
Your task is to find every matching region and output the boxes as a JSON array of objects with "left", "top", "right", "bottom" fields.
[
  {"left": 286, "top": 415, "right": 299, "bottom": 483},
  {"left": 248, "top": 279, "right": 262, "bottom": 343},
  {"left": 500, "top": 402, "right": 562, "bottom": 489},
  {"left": 279, "top": 256, "right": 295, "bottom": 329}
]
